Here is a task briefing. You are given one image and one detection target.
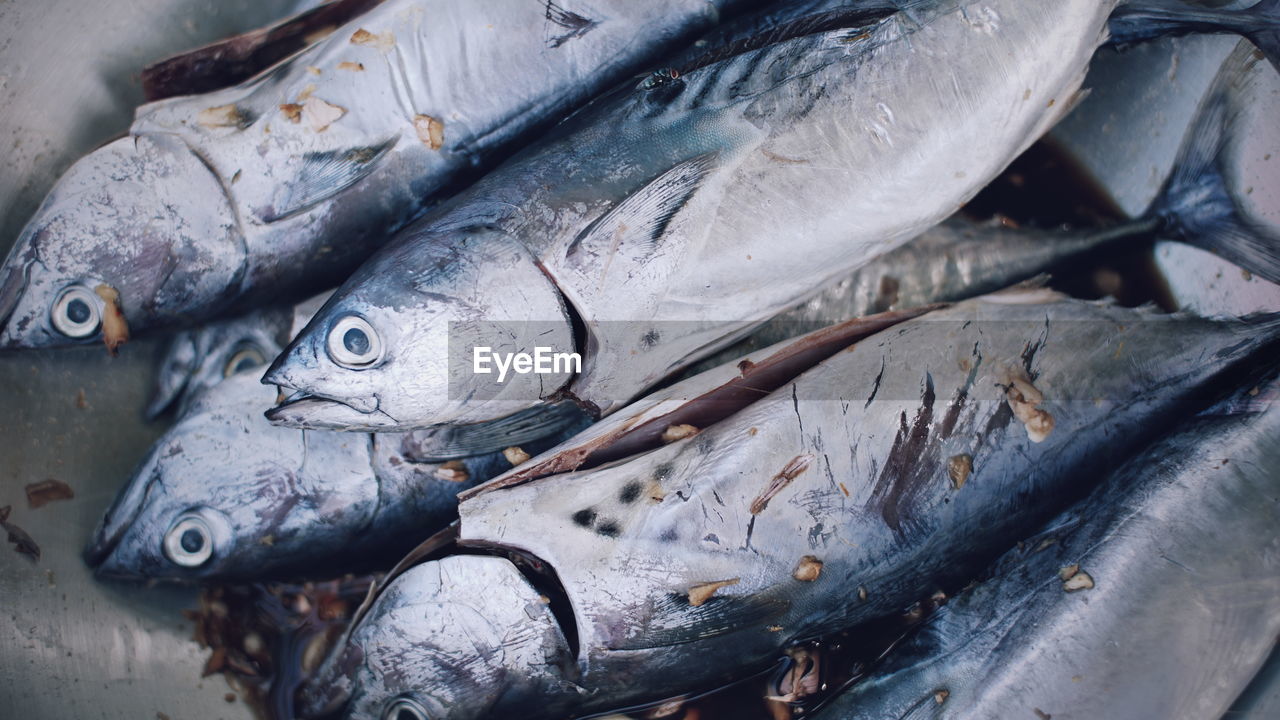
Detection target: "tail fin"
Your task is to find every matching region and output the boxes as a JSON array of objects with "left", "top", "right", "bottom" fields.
[
  {"left": 1109, "top": 0, "right": 1280, "bottom": 73},
  {"left": 1148, "top": 42, "right": 1280, "bottom": 285}
]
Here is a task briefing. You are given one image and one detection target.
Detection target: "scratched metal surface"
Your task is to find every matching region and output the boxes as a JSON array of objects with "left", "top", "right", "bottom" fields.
[{"left": 0, "top": 2, "right": 302, "bottom": 719}]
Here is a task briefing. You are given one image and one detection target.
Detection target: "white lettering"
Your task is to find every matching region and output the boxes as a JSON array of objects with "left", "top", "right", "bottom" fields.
[
  {"left": 472, "top": 347, "right": 583, "bottom": 383},
  {"left": 473, "top": 347, "right": 492, "bottom": 374}
]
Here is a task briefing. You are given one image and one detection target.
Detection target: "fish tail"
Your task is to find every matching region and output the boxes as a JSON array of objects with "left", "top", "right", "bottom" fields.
[
  {"left": 1147, "top": 42, "right": 1280, "bottom": 285},
  {"left": 1111, "top": 0, "right": 1280, "bottom": 72}
]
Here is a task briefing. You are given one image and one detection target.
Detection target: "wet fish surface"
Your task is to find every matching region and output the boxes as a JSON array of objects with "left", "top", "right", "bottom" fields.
[
  {"left": 814, "top": 376, "right": 1280, "bottom": 720},
  {"left": 298, "top": 290, "right": 1280, "bottom": 720},
  {"left": 265, "top": 0, "right": 1122, "bottom": 431},
  {"left": 86, "top": 371, "right": 588, "bottom": 582},
  {"left": 266, "top": 0, "right": 1280, "bottom": 434},
  {"left": 0, "top": 0, "right": 755, "bottom": 350}
]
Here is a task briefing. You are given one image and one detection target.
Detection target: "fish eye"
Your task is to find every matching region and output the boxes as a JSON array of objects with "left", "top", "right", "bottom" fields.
[
  {"left": 383, "top": 698, "right": 430, "bottom": 720},
  {"left": 51, "top": 285, "right": 102, "bottom": 338},
  {"left": 223, "top": 343, "right": 268, "bottom": 377},
  {"left": 163, "top": 513, "right": 214, "bottom": 567},
  {"left": 327, "top": 314, "right": 383, "bottom": 369}
]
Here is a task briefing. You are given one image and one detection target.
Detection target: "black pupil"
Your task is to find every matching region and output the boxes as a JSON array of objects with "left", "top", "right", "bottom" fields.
[
  {"left": 343, "top": 327, "right": 371, "bottom": 356},
  {"left": 395, "top": 709, "right": 419, "bottom": 720},
  {"left": 66, "top": 298, "right": 91, "bottom": 324},
  {"left": 180, "top": 528, "right": 204, "bottom": 553}
]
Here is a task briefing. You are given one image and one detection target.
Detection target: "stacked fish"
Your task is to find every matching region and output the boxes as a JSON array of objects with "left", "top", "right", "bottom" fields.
[{"left": 3, "top": 0, "right": 1279, "bottom": 718}]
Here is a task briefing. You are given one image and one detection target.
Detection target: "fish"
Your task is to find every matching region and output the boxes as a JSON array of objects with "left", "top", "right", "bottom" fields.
[
  {"left": 148, "top": 290, "right": 586, "bottom": 456},
  {"left": 0, "top": 0, "right": 757, "bottom": 350},
  {"left": 812, "top": 376, "right": 1280, "bottom": 720},
  {"left": 297, "top": 289, "right": 1280, "bottom": 720},
  {"left": 85, "top": 370, "right": 590, "bottom": 582},
  {"left": 265, "top": 0, "right": 1280, "bottom": 433},
  {"left": 682, "top": 216, "right": 1154, "bottom": 375}
]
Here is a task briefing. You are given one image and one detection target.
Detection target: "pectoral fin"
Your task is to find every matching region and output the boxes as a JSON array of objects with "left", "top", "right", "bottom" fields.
[
  {"left": 564, "top": 153, "right": 718, "bottom": 270},
  {"left": 260, "top": 138, "right": 397, "bottom": 223}
]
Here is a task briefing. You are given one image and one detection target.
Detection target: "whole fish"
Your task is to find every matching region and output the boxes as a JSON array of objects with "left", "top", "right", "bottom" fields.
[
  {"left": 814, "top": 377, "right": 1280, "bottom": 720},
  {"left": 85, "top": 370, "right": 589, "bottom": 582},
  {"left": 0, "top": 0, "right": 757, "bottom": 350},
  {"left": 265, "top": 0, "right": 1280, "bottom": 433},
  {"left": 299, "top": 289, "right": 1279, "bottom": 720}
]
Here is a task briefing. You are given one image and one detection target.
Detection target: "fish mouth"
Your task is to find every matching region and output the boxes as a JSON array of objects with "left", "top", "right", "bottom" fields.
[
  {"left": 266, "top": 392, "right": 398, "bottom": 430},
  {"left": 83, "top": 467, "right": 156, "bottom": 570}
]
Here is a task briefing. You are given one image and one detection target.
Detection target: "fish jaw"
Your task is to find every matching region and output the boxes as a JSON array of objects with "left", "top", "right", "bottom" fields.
[
  {"left": 265, "top": 394, "right": 398, "bottom": 431},
  {"left": 300, "top": 555, "right": 571, "bottom": 720},
  {"left": 0, "top": 134, "right": 243, "bottom": 349},
  {"left": 265, "top": 226, "right": 576, "bottom": 431}
]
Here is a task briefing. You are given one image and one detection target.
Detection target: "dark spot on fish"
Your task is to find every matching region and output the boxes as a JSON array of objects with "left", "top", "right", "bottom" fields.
[
  {"left": 866, "top": 374, "right": 937, "bottom": 534},
  {"left": 659, "top": 528, "right": 679, "bottom": 543},
  {"left": 872, "top": 276, "right": 900, "bottom": 313},
  {"left": 596, "top": 519, "right": 621, "bottom": 538},
  {"left": 703, "top": 533, "right": 720, "bottom": 544},
  {"left": 544, "top": 1, "right": 598, "bottom": 48},
  {"left": 653, "top": 462, "right": 675, "bottom": 483},
  {"left": 618, "top": 481, "right": 642, "bottom": 504},
  {"left": 640, "top": 328, "right": 661, "bottom": 348},
  {"left": 865, "top": 356, "right": 886, "bottom": 409},
  {"left": 571, "top": 508, "right": 596, "bottom": 527},
  {"left": 1020, "top": 320, "right": 1050, "bottom": 379}
]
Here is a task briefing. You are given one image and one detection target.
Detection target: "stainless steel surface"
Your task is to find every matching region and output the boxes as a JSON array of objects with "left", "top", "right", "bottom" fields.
[{"left": 0, "top": 2, "right": 301, "bottom": 718}]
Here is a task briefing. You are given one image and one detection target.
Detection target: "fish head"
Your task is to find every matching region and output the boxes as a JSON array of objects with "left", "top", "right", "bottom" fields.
[
  {"left": 264, "top": 226, "right": 576, "bottom": 431},
  {"left": 0, "top": 134, "right": 243, "bottom": 349},
  {"left": 300, "top": 555, "right": 572, "bottom": 720},
  {"left": 86, "top": 373, "right": 378, "bottom": 582},
  {"left": 147, "top": 309, "right": 289, "bottom": 418}
]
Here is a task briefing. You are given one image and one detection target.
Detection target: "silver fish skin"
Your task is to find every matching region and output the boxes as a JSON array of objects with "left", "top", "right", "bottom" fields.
[
  {"left": 302, "top": 290, "right": 1280, "bottom": 720},
  {"left": 0, "top": 0, "right": 753, "bottom": 350},
  {"left": 85, "top": 370, "right": 586, "bottom": 582},
  {"left": 265, "top": 0, "right": 1120, "bottom": 432},
  {"left": 685, "top": 216, "right": 1156, "bottom": 375},
  {"left": 816, "top": 378, "right": 1280, "bottom": 720}
]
